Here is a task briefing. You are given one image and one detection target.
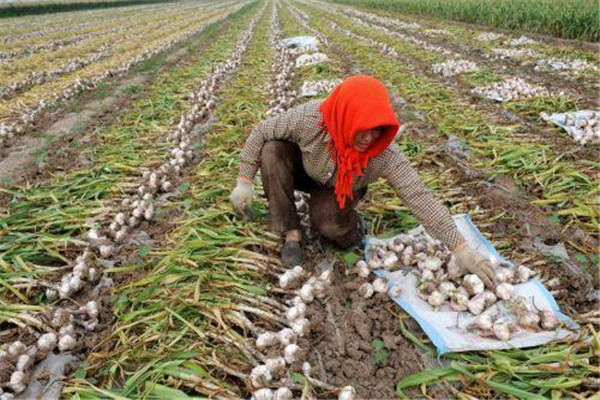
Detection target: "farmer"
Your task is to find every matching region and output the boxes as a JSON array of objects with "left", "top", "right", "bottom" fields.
[{"left": 230, "top": 75, "right": 495, "bottom": 287}]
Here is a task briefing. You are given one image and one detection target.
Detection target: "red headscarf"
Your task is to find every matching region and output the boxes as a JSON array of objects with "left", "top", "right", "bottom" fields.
[{"left": 320, "top": 75, "right": 401, "bottom": 209}]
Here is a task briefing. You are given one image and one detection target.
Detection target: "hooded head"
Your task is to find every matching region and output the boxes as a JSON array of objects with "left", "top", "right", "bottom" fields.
[{"left": 320, "top": 75, "right": 401, "bottom": 208}]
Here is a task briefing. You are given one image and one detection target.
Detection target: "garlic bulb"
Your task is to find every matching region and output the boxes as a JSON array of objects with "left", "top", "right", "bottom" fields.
[
  {"left": 358, "top": 282, "right": 374, "bottom": 298},
  {"left": 382, "top": 253, "right": 398, "bottom": 268},
  {"left": 283, "top": 343, "right": 299, "bottom": 364},
  {"left": 8, "top": 341, "right": 26, "bottom": 357},
  {"left": 10, "top": 370, "right": 26, "bottom": 393},
  {"left": 438, "top": 281, "right": 456, "bottom": 298},
  {"left": 372, "top": 278, "right": 387, "bottom": 293},
  {"left": 252, "top": 388, "right": 274, "bottom": 400},
  {"left": 463, "top": 275, "right": 484, "bottom": 295},
  {"left": 421, "top": 256, "right": 442, "bottom": 271},
  {"left": 286, "top": 304, "right": 306, "bottom": 322},
  {"left": 420, "top": 268, "right": 435, "bottom": 281},
  {"left": 495, "top": 283, "right": 514, "bottom": 300},
  {"left": 470, "top": 313, "right": 494, "bottom": 331},
  {"left": 302, "top": 361, "right": 311, "bottom": 376},
  {"left": 446, "top": 256, "right": 461, "bottom": 278},
  {"left": 358, "top": 263, "right": 370, "bottom": 278},
  {"left": 273, "top": 387, "right": 293, "bottom": 400},
  {"left": 265, "top": 357, "right": 286, "bottom": 376},
  {"left": 256, "top": 332, "right": 279, "bottom": 349},
  {"left": 278, "top": 328, "right": 295, "bottom": 346},
  {"left": 37, "top": 332, "right": 57, "bottom": 352},
  {"left": 540, "top": 309, "right": 560, "bottom": 330},
  {"left": 515, "top": 265, "right": 533, "bottom": 283},
  {"left": 339, "top": 386, "right": 356, "bottom": 400},
  {"left": 428, "top": 290, "right": 445, "bottom": 308},
  {"left": 494, "top": 267, "right": 514, "bottom": 283},
  {"left": 482, "top": 290, "right": 497, "bottom": 307},
  {"left": 250, "top": 365, "right": 272, "bottom": 388},
  {"left": 299, "top": 283, "right": 315, "bottom": 303},
  {"left": 518, "top": 310, "right": 540, "bottom": 330},
  {"left": 492, "top": 320, "right": 514, "bottom": 341},
  {"left": 58, "top": 335, "right": 76, "bottom": 351},
  {"left": 467, "top": 293, "right": 486, "bottom": 315},
  {"left": 291, "top": 318, "right": 310, "bottom": 337}
]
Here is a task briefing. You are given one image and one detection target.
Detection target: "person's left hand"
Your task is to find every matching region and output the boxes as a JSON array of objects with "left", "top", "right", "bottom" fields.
[{"left": 453, "top": 241, "right": 496, "bottom": 288}]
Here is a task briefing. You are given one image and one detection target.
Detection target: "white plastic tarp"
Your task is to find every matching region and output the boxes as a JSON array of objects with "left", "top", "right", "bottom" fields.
[
  {"left": 541, "top": 110, "right": 598, "bottom": 133},
  {"left": 365, "top": 214, "right": 578, "bottom": 354},
  {"left": 280, "top": 36, "right": 319, "bottom": 52}
]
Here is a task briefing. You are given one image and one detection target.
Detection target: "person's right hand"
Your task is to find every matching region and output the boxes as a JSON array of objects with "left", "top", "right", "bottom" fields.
[
  {"left": 453, "top": 241, "right": 496, "bottom": 288},
  {"left": 229, "top": 177, "right": 253, "bottom": 217}
]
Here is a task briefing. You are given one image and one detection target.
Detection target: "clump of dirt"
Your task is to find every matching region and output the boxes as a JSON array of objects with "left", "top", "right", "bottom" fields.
[{"left": 298, "top": 267, "right": 426, "bottom": 399}]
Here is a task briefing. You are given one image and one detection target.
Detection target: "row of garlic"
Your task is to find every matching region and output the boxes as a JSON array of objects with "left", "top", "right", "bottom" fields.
[
  {"left": 287, "top": 3, "right": 330, "bottom": 48},
  {"left": 0, "top": 301, "right": 98, "bottom": 395},
  {"left": 432, "top": 59, "right": 479, "bottom": 77},
  {"left": 299, "top": 79, "right": 341, "bottom": 97},
  {"left": 0, "top": 9, "right": 239, "bottom": 149},
  {"left": 0, "top": 9, "right": 264, "bottom": 397},
  {"left": 471, "top": 76, "right": 551, "bottom": 102}
]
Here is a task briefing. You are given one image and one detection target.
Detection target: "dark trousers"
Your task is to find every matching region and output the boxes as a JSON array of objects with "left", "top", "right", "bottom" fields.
[{"left": 260, "top": 140, "right": 365, "bottom": 249}]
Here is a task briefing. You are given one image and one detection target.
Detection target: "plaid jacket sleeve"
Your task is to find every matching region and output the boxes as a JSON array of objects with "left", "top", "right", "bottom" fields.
[
  {"left": 381, "top": 144, "right": 464, "bottom": 250},
  {"left": 239, "top": 103, "right": 311, "bottom": 180}
]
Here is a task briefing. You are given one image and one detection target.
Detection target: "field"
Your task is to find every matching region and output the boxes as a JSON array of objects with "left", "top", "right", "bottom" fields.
[{"left": 0, "top": 0, "right": 598, "bottom": 399}]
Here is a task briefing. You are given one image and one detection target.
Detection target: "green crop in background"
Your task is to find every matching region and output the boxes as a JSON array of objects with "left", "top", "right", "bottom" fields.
[{"left": 330, "top": 0, "right": 600, "bottom": 42}]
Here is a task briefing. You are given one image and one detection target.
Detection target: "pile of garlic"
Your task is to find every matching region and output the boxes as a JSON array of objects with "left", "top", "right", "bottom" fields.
[
  {"left": 471, "top": 76, "right": 551, "bottom": 102},
  {"left": 534, "top": 57, "right": 598, "bottom": 72},
  {"left": 298, "top": 79, "right": 341, "bottom": 97},
  {"left": 0, "top": 301, "right": 102, "bottom": 395},
  {"left": 432, "top": 59, "right": 479, "bottom": 76},
  {"left": 506, "top": 35, "right": 537, "bottom": 46},
  {"left": 475, "top": 32, "right": 503, "bottom": 41},
  {"left": 295, "top": 52, "right": 328, "bottom": 68},
  {"left": 541, "top": 111, "right": 600, "bottom": 145},
  {"left": 491, "top": 47, "right": 541, "bottom": 59},
  {"left": 355, "top": 231, "right": 560, "bottom": 341}
]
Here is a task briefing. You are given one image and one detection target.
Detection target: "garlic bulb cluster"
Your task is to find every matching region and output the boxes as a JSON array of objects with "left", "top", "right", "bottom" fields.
[
  {"left": 361, "top": 232, "right": 540, "bottom": 327},
  {"left": 475, "top": 32, "right": 504, "bottom": 41},
  {"left": 338, "top": 385, "right": 357, "bottom": 400},
  {"left": 432, "top": 59, "right": 479, "bottom": 76},
  {"left": 471, "top": 76, "right": 551, "bottom": 102},
  {"left": 506, "top": 35, "right": 537, "bottom": 46},
  {"left": 541, "top": 111, "right": 600, "bottom": 145},
  {"left": 279, "top": 265, "right": 306, "bottom": 289},
  {"left": 535, "top": 57, "right": 597, "bottom": 72},
  {"left": 0, "top": 10, "right": 236, "bottom": 150},
  {"left": 469, "top": 295, "right": 560, "bottom": 340},
  {"left": 344, "top": 8, "right": 421, "bottom": 30},
  {"left": 295, "top": 52, "right": 329, "bottom": 68},
  {"left": 491, "top": 47, "right": 541, "bottom": 59},
  {"left": 299, "top": 79, "right": 341, "bottom": 97},
  {"left": 45, "top": 250, "right": 97, "bottom": 300}
]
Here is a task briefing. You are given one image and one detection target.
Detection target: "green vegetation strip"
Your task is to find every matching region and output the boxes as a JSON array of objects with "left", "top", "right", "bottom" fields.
[
  {"left": 63, "top": 8, "right": 274, "bottom": 399},
  {"left": 0, "top": 4, "right": 256, "bottom": 303},
  {"left": 300, "top": 3, "right": 600, "bottom": 242},
  {"left": 0, "top": 0, "right": 177, "bottom": 18},
  {"left": 330, "top": 0, "right": 600, "bottom": 42}
]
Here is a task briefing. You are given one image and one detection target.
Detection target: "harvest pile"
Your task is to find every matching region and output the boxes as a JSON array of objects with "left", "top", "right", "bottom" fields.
[
  {"left": 357, "top": 232, "right": 562, "bottom": 341},
  {"left": 0, "top": 0, "right": 598, "bottom": 399}
]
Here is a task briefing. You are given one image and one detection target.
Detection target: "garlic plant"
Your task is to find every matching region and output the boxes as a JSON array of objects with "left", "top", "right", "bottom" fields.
[
  {"left": 266, "top": 7, "right": 296, "bottom": 117},
  {"left": 357, "top": 231, "right": 558, "bottom": 341},
  {"left": 541, "top": 111, "right": 600, "bottom": 145},
  {"left": 432, "top": 59, "right": 479, "bottom": 76},
  {"left": 471, "top": 76, "right": 551, "bottom": 102},
  {"left": 298, "top": 79, "right": 341, "bottom": 97}
]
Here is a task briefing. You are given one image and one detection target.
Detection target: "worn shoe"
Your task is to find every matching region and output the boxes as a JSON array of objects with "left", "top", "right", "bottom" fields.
[{"left": 282, "top": 240, "right": 303, "bottom": 267}]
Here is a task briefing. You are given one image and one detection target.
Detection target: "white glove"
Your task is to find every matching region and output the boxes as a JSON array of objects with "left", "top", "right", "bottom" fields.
[
  {"left": 229, "top": 177, "right": 253, "bottom": 217},
  {"left": 453, "top": 241, "right": 496, "bottom": 288}
]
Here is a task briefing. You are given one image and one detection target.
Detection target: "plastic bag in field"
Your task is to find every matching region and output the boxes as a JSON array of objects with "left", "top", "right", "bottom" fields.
[
  {"left": 295, "top": 53, "right": 329, "bottom": 68},
  {"left": 280, "top": 36, "right": 319, "bottom": 53},
  {"left": 541, "top": 110, "right": 600, "bottom": 145},
  {"left": 365, "top": 214, "right": 578, "bottom": 354}
]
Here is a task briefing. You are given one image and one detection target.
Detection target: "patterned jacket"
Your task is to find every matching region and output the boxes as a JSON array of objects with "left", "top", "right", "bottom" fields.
[{"left": 239, "top": 99, "right": 463, "bottom": 249}]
